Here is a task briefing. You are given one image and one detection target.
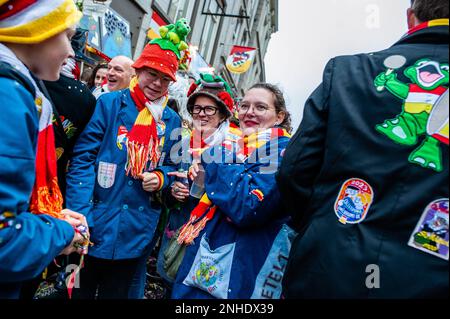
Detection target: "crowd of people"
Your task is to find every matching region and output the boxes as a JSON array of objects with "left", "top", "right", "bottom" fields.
[{"left": 0, "top": 0, "right": 448, "bottom": 300}]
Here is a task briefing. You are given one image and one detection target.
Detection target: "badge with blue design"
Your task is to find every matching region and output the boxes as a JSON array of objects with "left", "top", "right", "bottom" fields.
[
  {"left": 116, "top": 126, "right": 128, "bottom": 151},
  {"left": 157, "top": 121, "right": 166, "bottom": 137},
  {"left": 334, "top": 178, "right": 374, "bottom": 224},
  {"left": 408, "top": 199, "right": 449, "bottom": 260}
]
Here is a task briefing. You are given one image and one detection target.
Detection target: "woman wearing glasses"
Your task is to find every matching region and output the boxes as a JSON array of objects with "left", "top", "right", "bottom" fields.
[
  {"left": 171, "top": 83, "right": 296, "bottom": 299},
  {"left": 156, "top": 74, "right": 240, "bottom": 291}
]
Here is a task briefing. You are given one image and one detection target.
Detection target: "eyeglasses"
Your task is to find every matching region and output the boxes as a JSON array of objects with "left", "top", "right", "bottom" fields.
[
  {"left": 189, "top": 105, "right": 219, "bottom": 116},
  {"left": 144, "top": 69, "right": 172, "bottom": 84},
  {"left": 238, "top": 103, "right": 273, "bottom": 116}
]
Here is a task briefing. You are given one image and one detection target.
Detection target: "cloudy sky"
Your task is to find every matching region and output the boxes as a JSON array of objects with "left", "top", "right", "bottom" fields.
[{"left": 265, "top": 0, "right": 411, "bottom": 131}]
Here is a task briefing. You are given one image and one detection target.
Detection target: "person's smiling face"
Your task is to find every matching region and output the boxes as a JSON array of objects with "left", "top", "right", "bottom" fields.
[{"left": 238, "top": 88, "right": 285, "bottom": 136}]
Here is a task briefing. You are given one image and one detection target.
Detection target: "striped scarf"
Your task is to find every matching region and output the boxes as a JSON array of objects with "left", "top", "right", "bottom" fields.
[
  {"left": 178, "top": 127, "right": 289, "bottom": 245},
  {"left": 60, "top": 57, "right": 80, "bottom": 80},
  {"left": 189, "top": 120, "right": 236, "bottom": 158},
  {"left": 0, "top": 43, "right": 63, "bottom": 218},
  {"left": 127, "top": 77, "right": 168, "bottom": 178},
  {"left": 237, "top": 127, "right": 291, "bottom": 162},
  {"left": 406, "top": 18, "right": 449, "bottom": 36}
]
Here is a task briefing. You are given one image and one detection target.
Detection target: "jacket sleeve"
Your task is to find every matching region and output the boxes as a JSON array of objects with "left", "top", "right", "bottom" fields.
[
  {"left": 276, "top": 59, "right": 334, "bottom": 230},
  {"left": 65, "top": 96, "right": 108, "bottom": 227},
  {"left": 203, "top": 137, "right": 290, "bottom": 227},
  {"left": 0, "top": 213, "right": 74, "bottom": 282},
  {"left": 0, "top": 78, "right": 74, "bottom": 282}
]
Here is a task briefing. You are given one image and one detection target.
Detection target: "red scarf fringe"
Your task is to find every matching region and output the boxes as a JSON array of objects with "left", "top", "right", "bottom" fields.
[{"left": 127, "top": 78, "right": 161, "bottom": 178}]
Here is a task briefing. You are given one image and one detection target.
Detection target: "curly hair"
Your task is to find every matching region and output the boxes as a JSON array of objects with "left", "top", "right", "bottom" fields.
[{"left": 249, "top": 83, "right": 293, "bottom": 133}]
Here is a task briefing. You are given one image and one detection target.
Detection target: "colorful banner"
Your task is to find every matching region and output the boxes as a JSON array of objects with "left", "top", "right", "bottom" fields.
[
  {"left": 190, "top": 50, "right": 213, "bottom": 79},
  {"left": 147, "top": 11, "right": 166, "bottom": 40},
  {"left": 101, "top": 8, "right": 132, "bottom": 59},
  {"left": 79, "top": 14, "right": 102, "bottom": 51},
  {"left": 226, "top": 46, "right": 257, "bottom": 74}
]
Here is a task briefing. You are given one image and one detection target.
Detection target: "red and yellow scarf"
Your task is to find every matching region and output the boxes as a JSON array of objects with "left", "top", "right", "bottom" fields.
[
  {"left": 127, "top": 77, "right": 168, "bottom": 178},
  {"left": 189, "top": 123, "right": 241, "bottom": 159},
  {"left": 407, "top": 18, "right": 449, "bottom": 35},
  {"left": 189, "top": 129, "right": 208, "bottom": 159},
  {"left": 178, "top": 127, "right": 290, "bottom": 245},
  {"left": 30, "top": 97, "right": 64, "bottom": 218}
]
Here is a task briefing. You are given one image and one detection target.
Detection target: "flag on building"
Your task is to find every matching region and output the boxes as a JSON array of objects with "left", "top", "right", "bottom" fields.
[
  {"left": 147, "top": 11, "right": 166, "bottom": 40},
  {"left": 226, "top": 46, "right": 257, "bottom": 74}
]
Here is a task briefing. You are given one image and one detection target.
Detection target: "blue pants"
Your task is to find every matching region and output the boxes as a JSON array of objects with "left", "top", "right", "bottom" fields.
[{"left": 128, "top": 236, "right": 158, "bottom": 299}]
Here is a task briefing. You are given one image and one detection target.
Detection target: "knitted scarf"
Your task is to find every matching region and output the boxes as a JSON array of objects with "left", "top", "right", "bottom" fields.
[
  {"left": 189, "top": 120, "right": 233, "bottom": 158},
  {"left": 178, "top": 127, "right": 290, "bottom": 245},
  {"left": 60, "top": 57, "right": 80, "bottom": 80},
  {"left": 0, "top": 43, "right": 63, "bottom": 218},
  {"left": 127, "top": 77, "right": 168, "bottom": 178},
  {"left": 237, "top": 127, "right": 291, "bottom": 162},
  {"left": 406, "top": 18, "right": 449, "bottom": 36}
]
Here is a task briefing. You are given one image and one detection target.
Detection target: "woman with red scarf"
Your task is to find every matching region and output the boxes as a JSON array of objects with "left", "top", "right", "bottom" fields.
[
  {"left": 156, "top": 73, "right": 240, "bottom": 293},
  {"left": 171, "top": 83, "right": 295, "bottom": 299}
]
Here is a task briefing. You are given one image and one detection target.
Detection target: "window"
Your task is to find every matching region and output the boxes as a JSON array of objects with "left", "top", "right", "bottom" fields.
[
  {"left": 233, "top": 6, "right": 244, "bottom": 42},
  {"left": 154, "top": 0, "right": 191, "bottom": 22},
  {"left": 199, "top": 0, "right": 221, "bottom": 62},
  {"left": 168, "top": 0, "right": 190, "bottom": 22},
  {"left": 155, "top": 0, "right": 170, "bottom": 13}
]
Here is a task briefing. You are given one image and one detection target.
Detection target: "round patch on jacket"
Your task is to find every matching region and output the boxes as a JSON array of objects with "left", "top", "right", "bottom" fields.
[
  {"left": 334, "top": 178, "right": 374, "bottom": 224},
  {"left": 157, "top": 121, "right": 166, "bottom": 137},
  {"left": 408, "top": 198, "right": 448, "bottom": 260}
]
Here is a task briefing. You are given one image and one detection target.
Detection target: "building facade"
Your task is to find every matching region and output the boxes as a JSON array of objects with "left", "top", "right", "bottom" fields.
[{"left": 81, "top": 0, "right": 278, "bottom": 97}]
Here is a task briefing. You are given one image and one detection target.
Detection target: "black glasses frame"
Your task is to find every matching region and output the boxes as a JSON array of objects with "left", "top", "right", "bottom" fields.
[{"left": 189, "top": 105, "right": 219, "bottom": 116}]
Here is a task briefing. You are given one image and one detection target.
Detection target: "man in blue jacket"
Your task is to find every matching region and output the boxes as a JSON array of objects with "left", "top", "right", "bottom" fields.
[
  {"left": 278, "top": 0, "right": 448, "bottom": 298},
  {"left": 0, "top": 0, "right": 88, "bottom": 299},
  {"left": 65, "top": 32, "right": 188, "bottom": 298}
]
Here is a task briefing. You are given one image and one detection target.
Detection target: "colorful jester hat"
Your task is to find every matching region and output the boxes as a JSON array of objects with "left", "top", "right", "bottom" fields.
[
  {"left": 133, "top": 18, "right": 191, "bottom": 81},
  {"left": 187, "top": 73, "right": 235, "bottom": 117}
]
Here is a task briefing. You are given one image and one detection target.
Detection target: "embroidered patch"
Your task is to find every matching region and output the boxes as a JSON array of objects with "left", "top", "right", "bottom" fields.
[
  {"left": 116, "top": 126, "right": 128, "bottom": 150},
  {"left": 374, "top": 57, "right": 449, "bottom": 172},
  {"left": 60, "top": 116, "right": 77, "bottom": 139},
  {"left": 251, "top": 189, "right": 265, "bottom": 202},
  {"left": 408, "top": 198, "right": 449, "bottom": 260},
  {"left": 334, "top": 178, "right": 374, "bottom": 224},
  {"left": 97, "top": 161, "right": 117, "bottom": 189},
  {"left": 183, "top": 234, "right": 235, "bottom": 299},
  {"left": 0, "top": 212, "right": 15, "bottom": 230}
]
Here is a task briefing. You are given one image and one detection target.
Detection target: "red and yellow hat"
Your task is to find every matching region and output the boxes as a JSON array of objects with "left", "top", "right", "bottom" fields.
[
  {"left": 132, "top": 43, "right": 179, "bottom": 82},
  {"left": 0, "top": 0, "right": 82, "bottom": 44}
]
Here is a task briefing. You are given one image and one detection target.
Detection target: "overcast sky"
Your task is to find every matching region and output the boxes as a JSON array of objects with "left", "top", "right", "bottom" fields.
[{"left": 265, "top": 0, "right": 411, "bottom": 131}]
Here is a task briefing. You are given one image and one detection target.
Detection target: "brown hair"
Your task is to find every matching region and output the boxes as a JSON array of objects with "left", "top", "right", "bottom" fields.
[
  {"left": 87, "top": 62, "right": 108, "bottom": 89},
  {"left": 411, "top": 0, "right": 449, "bottom": 22},
  {"left": 249, "top": 83, "right": 292, "bottom": 133}
]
